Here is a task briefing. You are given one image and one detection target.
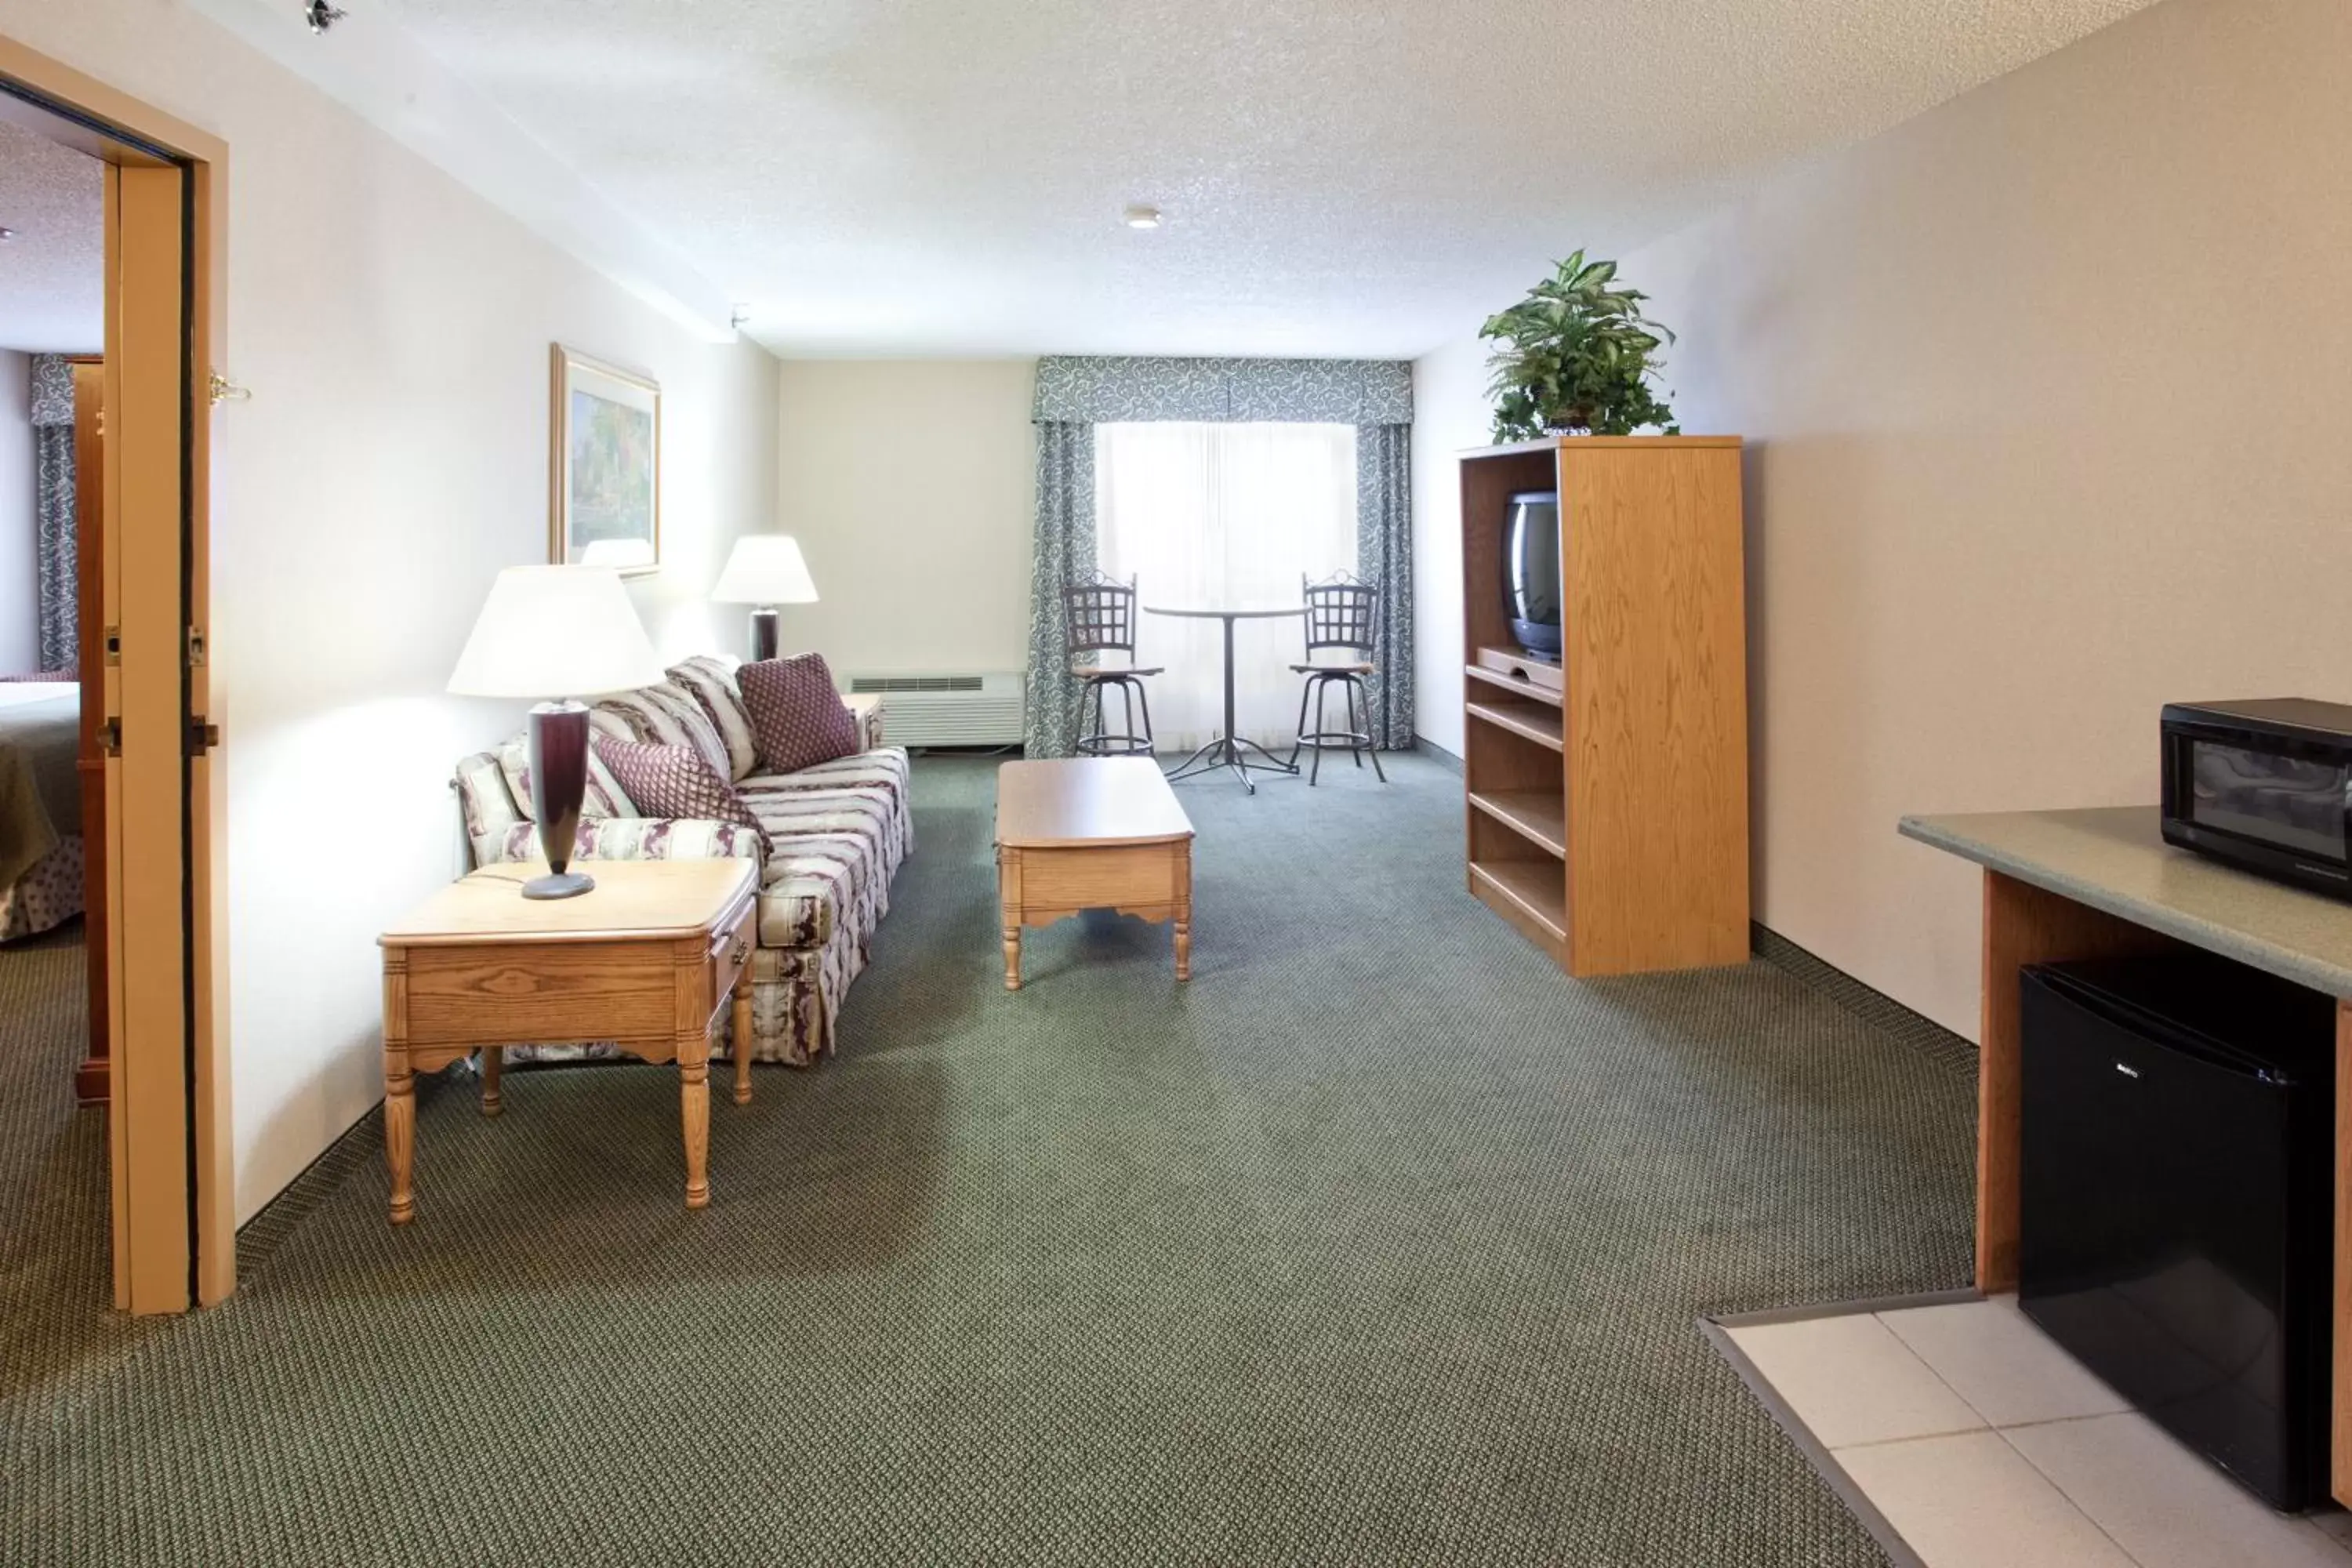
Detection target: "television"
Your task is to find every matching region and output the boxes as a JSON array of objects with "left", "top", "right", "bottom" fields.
[{"left": 1503, "top": 490, "right": 1562, "bottom": 662}]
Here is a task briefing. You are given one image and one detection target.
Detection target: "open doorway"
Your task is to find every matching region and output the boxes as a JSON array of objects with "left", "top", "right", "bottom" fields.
[
  {"left": 0, "top": 37, "right": 230, "bottom": 1317},
  {"left": 0, "top": 122, "right": 106, "bottom": 1076},
  {"left": 0, "top": 108, "right": 109, "bottom": 1334}
]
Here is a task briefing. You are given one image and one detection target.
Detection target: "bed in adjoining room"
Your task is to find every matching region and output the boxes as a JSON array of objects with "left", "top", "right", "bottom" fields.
[{"left": 0, "top": 680, "right": 85, "bottom": 941}]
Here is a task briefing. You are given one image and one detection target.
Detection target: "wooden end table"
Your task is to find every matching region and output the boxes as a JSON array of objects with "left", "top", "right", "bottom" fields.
[
  {"left": 377, "top": 856, "right": 759, "bottom": 1224},
  {"left": 996, "top": 757, "right": 1195, "bottom": 990}
]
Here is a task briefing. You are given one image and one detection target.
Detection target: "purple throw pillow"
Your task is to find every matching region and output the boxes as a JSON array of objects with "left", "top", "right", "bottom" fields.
[
  {"left": 590, "top": 735, "right": 761, "bottom": 831},
  {"left": 739, "top": 653, "right": 860, "bottom": 775}
]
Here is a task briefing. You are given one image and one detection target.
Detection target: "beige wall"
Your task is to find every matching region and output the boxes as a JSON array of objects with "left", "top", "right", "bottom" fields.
[
  {"left": 773, "top": 359, "right": 1036, "bottom": 677},
  {"left": 2, "top": 0, "right": 781, "bottom": 1221},
  {"left": 0, "top": 350, "right": 33, "bottom": 674},
  {"left": 1412, "top": 0, "right": 2352, "bottom": 1038}
]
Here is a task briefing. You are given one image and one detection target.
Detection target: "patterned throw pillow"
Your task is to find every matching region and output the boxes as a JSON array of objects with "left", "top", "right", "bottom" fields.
[
  {"left": 590, "top": 735, "right": 761, "bottom": 830},
  {"left": 739, "top": 653, "right": 861, "bottom": 775}
]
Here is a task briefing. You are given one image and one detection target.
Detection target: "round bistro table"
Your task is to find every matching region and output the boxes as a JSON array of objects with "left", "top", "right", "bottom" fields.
[{"left": 1142, "top": 603, "right": 1308, "bottom": 794}]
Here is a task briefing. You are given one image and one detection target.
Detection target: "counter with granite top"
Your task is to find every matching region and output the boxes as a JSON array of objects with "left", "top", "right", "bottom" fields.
[{"left": 1900, "top": 804, "right": 2352, "bottom": 1000}]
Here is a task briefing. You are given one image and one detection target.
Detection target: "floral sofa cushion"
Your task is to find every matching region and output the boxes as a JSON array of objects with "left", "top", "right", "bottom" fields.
[
  {"left": 741, "top": 747, "right": 913, "bottom": 947},
  {"left": 488, "top": 815, "right": 763, "bottom": 866},
  {"left": 456, "top": 751, "right": 527, "bottom": 868}
]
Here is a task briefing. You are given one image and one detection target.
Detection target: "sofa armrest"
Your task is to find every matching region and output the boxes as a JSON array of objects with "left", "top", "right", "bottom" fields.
[
  {"left": 486, "top": 817, "right": 764, "bottom": 867},
  {"left": 844, "top": 692, "right": 885, "bottom": 752}
]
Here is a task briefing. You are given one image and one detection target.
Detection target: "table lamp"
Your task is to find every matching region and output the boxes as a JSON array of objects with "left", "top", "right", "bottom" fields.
[
  {"left": 710, "top": 534, "right": 818, "bottom": 661},
  {"left": 447, "top": 565, "right": 665, "bottom": 899}
]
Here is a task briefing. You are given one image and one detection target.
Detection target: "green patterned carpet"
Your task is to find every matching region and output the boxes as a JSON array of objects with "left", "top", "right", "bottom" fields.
[{"left": 0, "top": 754, "right": 1974, "bottom": 1565}]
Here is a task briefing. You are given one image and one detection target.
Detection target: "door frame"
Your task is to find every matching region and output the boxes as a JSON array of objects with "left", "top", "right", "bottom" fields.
[{"left": 0, "top": 34, "right": 231, "bottom": 1314}]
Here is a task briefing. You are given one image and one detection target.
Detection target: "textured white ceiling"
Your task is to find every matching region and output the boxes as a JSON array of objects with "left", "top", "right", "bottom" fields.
[
  {"left": 0, "top": 119, "right": 103, "bottom": 354},
  {"left": 383, "top": 0, "right": 2160, "bottom": 358}
]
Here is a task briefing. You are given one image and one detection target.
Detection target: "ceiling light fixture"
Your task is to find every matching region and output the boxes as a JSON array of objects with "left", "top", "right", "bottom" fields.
[
  {"left": 0, "top": 227, "right": 15, "bottom": 242},
  {"left": 303, "top": 1, "right": 347, "bottom": 34},
  {"left": 1123, "top": 205, "right": 1163, "bottom": 230}
]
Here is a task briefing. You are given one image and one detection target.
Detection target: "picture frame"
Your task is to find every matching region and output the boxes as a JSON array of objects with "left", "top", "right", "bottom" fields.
[{"left": 548, "top": 344, "right": 661, "bottom": 575}]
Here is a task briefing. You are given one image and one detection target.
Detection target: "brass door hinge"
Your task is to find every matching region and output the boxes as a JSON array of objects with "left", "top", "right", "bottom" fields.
[
  {"left": 187, "top": 717, "right": 220, "bottom": 757},
  {"left": 97, "top": 719, "right": 121, "bottom": 757}
]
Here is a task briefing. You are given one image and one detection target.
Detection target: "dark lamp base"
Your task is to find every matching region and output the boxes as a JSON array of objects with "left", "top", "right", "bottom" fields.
[
  {"left": 521, "top": 870, "right": 596, "bottom": 901},
  {"left": 749, "top": 606, "right": 779, "bottom": 662}
]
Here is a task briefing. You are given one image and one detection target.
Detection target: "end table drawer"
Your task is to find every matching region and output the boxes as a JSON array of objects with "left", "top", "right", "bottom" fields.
[
  {"left": 706, "top": 905, "right": 754, "bottom": 1018},
  {"left": 403, "top": 942, "right": 674, "bottom": 1046}
]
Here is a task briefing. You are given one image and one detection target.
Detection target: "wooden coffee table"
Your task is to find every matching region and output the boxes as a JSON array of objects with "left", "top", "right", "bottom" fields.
[
  {"left": 377, "top": 856, "right": 758, "bottom": 1223},
  {"left": 996, "top": 757, "right": 1195, "bottom": 989}
]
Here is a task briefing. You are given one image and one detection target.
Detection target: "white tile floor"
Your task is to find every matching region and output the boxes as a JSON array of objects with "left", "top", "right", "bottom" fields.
[{"left": 1725, "top": 1297, "right": 2351, "bottom": 1568}]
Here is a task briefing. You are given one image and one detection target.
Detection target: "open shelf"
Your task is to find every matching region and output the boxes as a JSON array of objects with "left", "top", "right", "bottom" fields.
[
  {"left": 1465, "top": 662, "right": 1563, "bottom": 708},
  {"left": 1469, "top": 860, "right": 1569, "bottom": 946},
  {"left": 1457, "top": 437, "right": 1747, "bottom": 976},
  {"left": 1468, "top": 790, "right": 1566, "bottom": 858},
  {"left": 1465, "top": 698, "right": 1563, "bottom": 753}
]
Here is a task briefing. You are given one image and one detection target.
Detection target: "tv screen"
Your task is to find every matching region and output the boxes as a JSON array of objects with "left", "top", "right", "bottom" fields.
[{"left": 1504, "top": 490, "right": 1561, "bottom": 660}]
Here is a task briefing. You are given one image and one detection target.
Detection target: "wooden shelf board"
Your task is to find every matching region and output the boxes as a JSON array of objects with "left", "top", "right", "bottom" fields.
[
  {"left": 1465, "top": 663, "right": 1564, "bottom": 708},
  {"left": 1465, "top": 699, "right": 1563, "bottom": 753},
  {"left": 1468, "top": 859, "right": 1569, "bottom": 943},
  {"left": 1468, "top": 791, "right": 1567, "bottom": 858}
]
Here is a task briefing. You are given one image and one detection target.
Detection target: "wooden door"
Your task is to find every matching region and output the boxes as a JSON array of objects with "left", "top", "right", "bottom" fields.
[{"left": 102, "top": 160, "right": 208, "bottom": 1312}]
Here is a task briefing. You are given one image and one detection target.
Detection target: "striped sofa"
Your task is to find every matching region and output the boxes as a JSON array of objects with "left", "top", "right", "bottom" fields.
[{"left": 452, "top": 655, "right": 912, "bottom": 1067}]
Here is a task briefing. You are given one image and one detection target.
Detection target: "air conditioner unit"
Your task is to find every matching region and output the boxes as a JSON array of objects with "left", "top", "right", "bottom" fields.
[{"left": 845, "top": 672, "right": 1026, "bottom": 748}]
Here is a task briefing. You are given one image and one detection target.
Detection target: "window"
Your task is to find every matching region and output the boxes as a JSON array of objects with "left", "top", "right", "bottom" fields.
[{"left": 1095, "top": 421, "right": 1358, "bottom": 752}]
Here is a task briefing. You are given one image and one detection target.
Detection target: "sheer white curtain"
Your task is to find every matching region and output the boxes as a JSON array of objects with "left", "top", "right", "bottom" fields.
[{"left": 1095, "top": 421, "right": 1358, "bottom": 753}]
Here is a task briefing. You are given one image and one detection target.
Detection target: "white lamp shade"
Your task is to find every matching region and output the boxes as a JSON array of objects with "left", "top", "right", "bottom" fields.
[
  {"left": 446, "top": 565, "right": 666, "bottom": 699},
  {"left": 711, "top": 534, "right": 819, "bottom": 605}
]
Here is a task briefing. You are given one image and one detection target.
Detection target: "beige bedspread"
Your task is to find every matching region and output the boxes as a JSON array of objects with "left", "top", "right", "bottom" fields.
[{"left": 0, "top": 688, "right": 80, "bottom": 891}]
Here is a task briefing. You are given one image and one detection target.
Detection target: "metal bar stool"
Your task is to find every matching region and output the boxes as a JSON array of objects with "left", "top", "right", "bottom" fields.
[
  {"left": 1287, "top": 572, "right": 1387, "bottom": 785},
  {"left": 1062, "top": 571, "right": 1161, "bottom": 757}
]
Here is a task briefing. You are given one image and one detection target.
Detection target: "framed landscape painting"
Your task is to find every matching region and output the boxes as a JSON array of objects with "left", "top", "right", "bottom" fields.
[{"left": 548, "top": 344, "right": 660, "bottom": 575}]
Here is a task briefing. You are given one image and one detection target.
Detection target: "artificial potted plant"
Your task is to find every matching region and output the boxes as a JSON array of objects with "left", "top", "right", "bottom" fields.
[{"left": 1481, "top": 251, "right": 1679, "bottom": 441}]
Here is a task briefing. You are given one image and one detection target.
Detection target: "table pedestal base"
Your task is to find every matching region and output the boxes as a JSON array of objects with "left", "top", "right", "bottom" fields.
[{"left": 1164, "top": 734, "right": 1298, "bottom": 795}]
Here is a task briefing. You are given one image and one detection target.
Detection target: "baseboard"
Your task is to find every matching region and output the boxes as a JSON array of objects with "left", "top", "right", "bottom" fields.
[
  {"left": 1749, "top": 924, "right": 1976, "bottom": 1074},
  {"left": 1414, "top": 735, "right": 1463, "bottom": 773}
]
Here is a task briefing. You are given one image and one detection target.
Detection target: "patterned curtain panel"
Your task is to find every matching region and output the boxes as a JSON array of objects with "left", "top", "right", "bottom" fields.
[
  {"left": 28, "top": 357, "right": 77, "bottom": 674},
  {"left": 1356, "top": 423, "right": 1414, "bottom": 749},
  {"left": 1029, "top": 356, "right": 1417, "bottom": 752},
  {"left": 1023, "top": 422, "right": 1098, "bottom": 758}
]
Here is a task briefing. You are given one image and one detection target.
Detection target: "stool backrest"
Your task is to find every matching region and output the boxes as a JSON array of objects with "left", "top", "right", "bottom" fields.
[
  {"left": 1302, "top": 572, "right": 1377, "bottom": 656},
  {"left": 1063, "top": 571, "right": 1138, "bottom": 656}
]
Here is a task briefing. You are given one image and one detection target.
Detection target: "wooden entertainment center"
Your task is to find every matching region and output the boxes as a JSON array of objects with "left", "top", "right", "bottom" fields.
[{"left": 1456, "top": 436, "right": 1750, "bottom": 975}]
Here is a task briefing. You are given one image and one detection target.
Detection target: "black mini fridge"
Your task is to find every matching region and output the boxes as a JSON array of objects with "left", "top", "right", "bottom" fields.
[{"left": 2020, "top": 954, "right": 2336, "bottom": 1509}]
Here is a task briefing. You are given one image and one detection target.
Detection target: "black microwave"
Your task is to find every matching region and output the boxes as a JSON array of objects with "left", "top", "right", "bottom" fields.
[{"left": 2161, "top": 699, "right": 2352, "bottom": 898}]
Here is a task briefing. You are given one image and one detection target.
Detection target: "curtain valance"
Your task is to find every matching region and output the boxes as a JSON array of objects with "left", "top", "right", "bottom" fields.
[{"left": 1033, "top": 356, "right": 1413, "bottom": 426}]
